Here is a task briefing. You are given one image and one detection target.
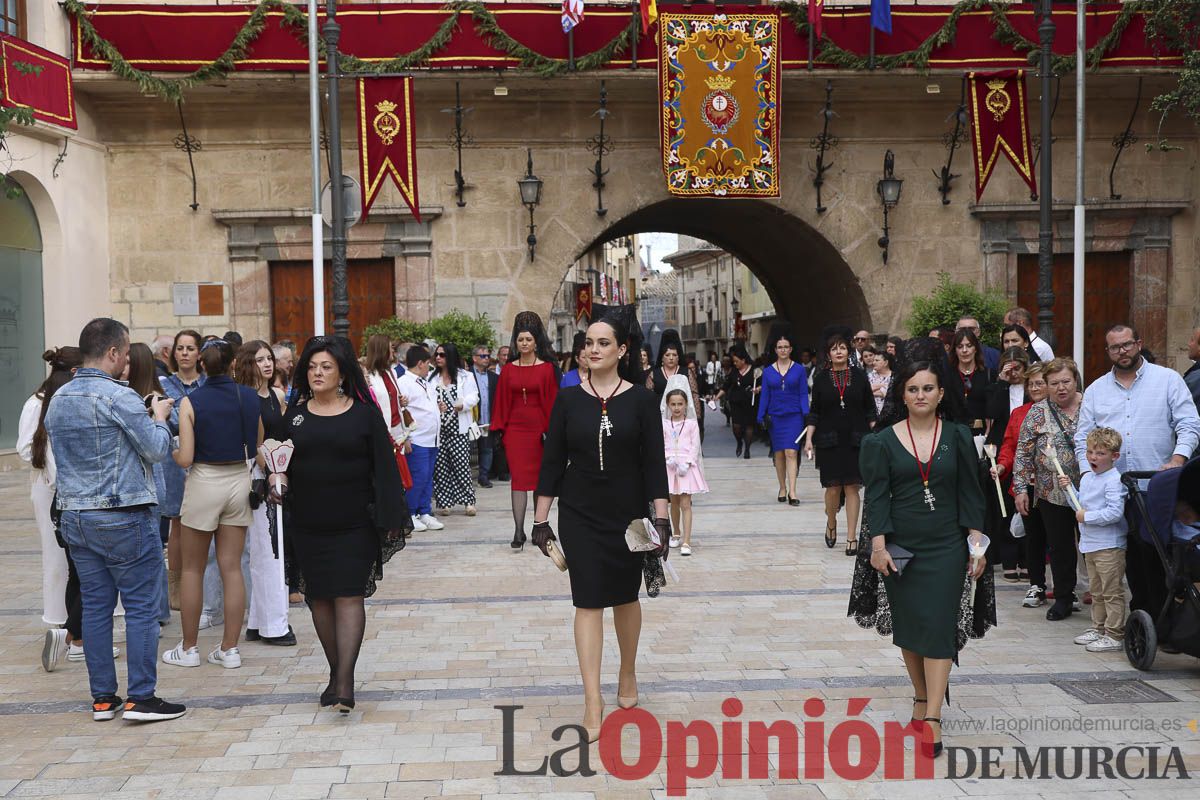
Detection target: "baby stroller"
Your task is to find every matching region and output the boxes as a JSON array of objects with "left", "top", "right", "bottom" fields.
[{"left": 1122, "top": 460, "right": 1200, "bottom": 670}]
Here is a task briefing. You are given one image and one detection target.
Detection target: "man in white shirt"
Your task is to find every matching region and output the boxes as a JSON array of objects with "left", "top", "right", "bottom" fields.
[
  {"left": 493, "top": 345, "right": 510, "bottom": 376},
  {"left": 396, "top": 345, "right": 445, "bottom": 532},
  {"left": 1075, "top": 323, "right": 1200, "bottom": 616},
  {"left": 1004, "top": 307, "right": 1054, "bottom": 362}
]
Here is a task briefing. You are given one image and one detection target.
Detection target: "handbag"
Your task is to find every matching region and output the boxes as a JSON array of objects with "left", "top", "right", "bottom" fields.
[
  {"left": 625, "top": 518, "right": 661, "bottom": 552},
  {"left": 545, "top": 540, "right": 568, "bottom": 571},
  {"left": 467, "top": 422, "right": 487, "bottom": 442},
  {"left": 885, "top": 543, "right": 914, "bottom": 577}
]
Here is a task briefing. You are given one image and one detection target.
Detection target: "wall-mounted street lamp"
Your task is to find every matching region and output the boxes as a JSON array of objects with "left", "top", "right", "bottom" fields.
[
  {"left": 517, "top": 148, "right": 543, "bottom": 261},
  {"left": 876, "top": 150, "right": 903, "bottom": 264}
]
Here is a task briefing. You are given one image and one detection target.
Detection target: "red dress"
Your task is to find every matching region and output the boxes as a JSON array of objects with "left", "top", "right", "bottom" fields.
[{"left": 491, "top": 361, "right": 558, "bottom": 491}]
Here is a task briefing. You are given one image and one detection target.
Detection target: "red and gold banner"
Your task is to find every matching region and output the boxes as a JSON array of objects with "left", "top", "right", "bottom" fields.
[
  {"left": 968, "top": 69, "right": 1035, "bottom": 201},
  {"left": 575, "top": 283, "right": 592, "bottom": 322},
  {"left": 659, "top": 12, "right": 780, "bottom": 198},
  {"left": 69, "top": 4, "right": 1180, "bottom": 74},
  {"left": 0, "top": 34, "right": 76, "bottom": 129},
  {"left": 357, "top": 76, "right": 419, "bottom": 221}
]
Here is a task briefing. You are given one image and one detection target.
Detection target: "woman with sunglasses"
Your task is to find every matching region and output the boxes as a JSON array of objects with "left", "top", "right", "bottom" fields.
[{"left": 432, "top": 343, "right": 479, "bottom": 516}]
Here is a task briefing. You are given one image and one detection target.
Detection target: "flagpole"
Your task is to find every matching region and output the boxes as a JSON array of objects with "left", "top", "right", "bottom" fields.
[
  {"left": 1072, "top": 0, "right": 1085, "bottom": 380},
  {"left": 568, "top": 29, "right": 575, "bottom": 71},
  {"left": 869, "top": 26, "right": 875, "bottom": 70},
  {"left": 631, "top": 0, "right": 638, "bottom": 70},
  {"left": 308, "top": 0, "right": 324, "bottom": 337},
  {"left": 807, "top": 26, "right": 814, "bottom": 72}
]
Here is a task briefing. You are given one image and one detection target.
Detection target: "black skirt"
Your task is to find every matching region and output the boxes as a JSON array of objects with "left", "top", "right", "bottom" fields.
[{"left": 290, "top": 524, "right": 377, "bottom": 599}]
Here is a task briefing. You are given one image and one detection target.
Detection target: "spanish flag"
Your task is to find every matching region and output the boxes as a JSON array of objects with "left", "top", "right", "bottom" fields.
[{"left": 640, "top": 0, "right": 657, "bottom": 34}]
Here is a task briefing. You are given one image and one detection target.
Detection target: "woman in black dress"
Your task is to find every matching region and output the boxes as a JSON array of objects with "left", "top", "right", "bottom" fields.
[
  {"left": 802, "top": 334, "right": 877, "bottom": 552},
  {"left": 948, "top": 329, "right": 994, "bottom": 435},
  {"left": 533, "top": 313, "right": 670, "bottom": 743},
  {"left": 714, "top": 343, "right": 756, "bottom": 459},
  {"left": 270, "top": 336, "right": 410, "bottom": 713}
]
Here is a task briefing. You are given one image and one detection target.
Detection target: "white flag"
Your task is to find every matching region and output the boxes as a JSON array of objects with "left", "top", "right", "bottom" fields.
[{"left": 562, "top": 0, "right": 584, "bottom": 33}]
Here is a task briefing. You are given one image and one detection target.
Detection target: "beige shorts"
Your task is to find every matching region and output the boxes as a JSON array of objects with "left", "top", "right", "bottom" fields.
[{"left": 180, "top": 463, "right": 253, "bottom": 532}]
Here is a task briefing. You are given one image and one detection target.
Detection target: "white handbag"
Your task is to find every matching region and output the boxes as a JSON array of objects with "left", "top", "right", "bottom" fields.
[{"left": 467, "top": 422, "right": 487, "bottom": 442}]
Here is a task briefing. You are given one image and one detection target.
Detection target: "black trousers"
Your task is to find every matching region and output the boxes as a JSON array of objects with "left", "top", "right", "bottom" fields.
[
  {"left": 984, "top": 474, "right": 1025, "bottom": 571},
  {"left": 1039, "top": 500, "right": 1080, "bottom": 601},
  {"left": 1023, "top": 502, "right": 1049, "bottom": 589},
  {"left": 64, "top": 547, "right": 82, "bottom": 641}
]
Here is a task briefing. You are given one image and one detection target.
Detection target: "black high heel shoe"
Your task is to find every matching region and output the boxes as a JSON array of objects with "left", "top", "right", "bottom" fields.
[
  {"left": 777, "top": 492, "right": 787, "bottom": 503},
  {"left": 920, "top": 717, "right": 943, "bottom": 757},
  {"left": 335, "top": 697, "right": 355, "bottom": 714},
  {"left": 788, "top": 494, "right": 800, "bottom": 506},
  {"left": 319, "top": 683, "right": 337, "bottom": 708},
  {"left": 510, "top": 531, "right": 526, "bottom": 551}
]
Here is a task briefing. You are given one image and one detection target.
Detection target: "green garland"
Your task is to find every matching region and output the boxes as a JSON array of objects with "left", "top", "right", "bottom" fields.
[
  {"left": 63, "top": 0, "right": 1156, "bottom": 103},
  {"left": 778, "top": 0, "right": 1143, "bottom": 75}
]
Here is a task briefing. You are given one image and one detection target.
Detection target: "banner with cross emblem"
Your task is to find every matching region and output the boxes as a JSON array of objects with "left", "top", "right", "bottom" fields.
[
  {"left": 968, "top": 69, "right": 1036, "bottom": 201},
  {"left": 357, "top": 77, "right": 420, "bottom": 220},
  {"left": 658, "top": 12, "right": 780, "bottom": 198}
]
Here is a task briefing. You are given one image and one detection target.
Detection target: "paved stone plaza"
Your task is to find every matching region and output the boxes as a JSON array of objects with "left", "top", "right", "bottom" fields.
[{"left": 1, "top": 419, "right": 1199, "bottom": 798}]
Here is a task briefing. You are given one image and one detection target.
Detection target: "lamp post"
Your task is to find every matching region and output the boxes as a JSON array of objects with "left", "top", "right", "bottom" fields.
[
  {"left": 322, "top": 0, "right": 349, "bottom": 338},
  {"left": 518, "top": 149, "right": 543, "bottom": 261},
  {"left": 876, "top": 150, "right": 903, "bottom": 264},
  {"left": 1036, "top": 0, "right": 1056, "bottom": 349}
]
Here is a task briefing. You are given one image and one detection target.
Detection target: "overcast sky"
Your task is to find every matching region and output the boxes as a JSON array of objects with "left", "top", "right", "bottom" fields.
[{"left": 638, "top": 232, "right": 679, "bottom": 272}]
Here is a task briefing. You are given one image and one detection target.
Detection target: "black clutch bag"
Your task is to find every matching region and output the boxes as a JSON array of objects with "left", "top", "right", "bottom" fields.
[{"left": 885, "top": 543, "right": 914, "bottom": 577}]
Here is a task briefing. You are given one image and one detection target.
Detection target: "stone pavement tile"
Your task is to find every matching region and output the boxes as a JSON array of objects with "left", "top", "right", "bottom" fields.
[
  {"left": 5, "top": 776, "right": 128, "bottom": 796},
  {"left": 269, "top": 783, "right": 332, "bottom": 799},
  {"left": 213, "top": 787, "right": 275, "bottom": 800}
]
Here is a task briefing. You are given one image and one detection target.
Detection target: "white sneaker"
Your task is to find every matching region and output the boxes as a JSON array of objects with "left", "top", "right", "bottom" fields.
[
  {"left": 162, "top": 641, "right": 201, "bottom": 667},
  {"left": 669, "top": 537, "right": 680, "bottom": 548},
  {"left": 208, "top": 646, "right": 242, "bottom": 669},
  {"left": 1073, "top": 628, "right": 1104, "bottom": 645},
  {"left": 67, "top": 643, "right": 120, "bottom": 662},
  {"left": 680, "top": 544, "right": 692, "bottom": 556},
  {"left": 411, "top": 515, "right": 428, "bottom": 532},
  {"left": 197, "top": 613, "right": 223, "bottom": 631},
  {"left": 420, "top": 513, "right": 444, "bottom": 531},
  {"left": 42, "top": 628, "right": 68, "bottom": 673},
  {"left": 1022, "top": 586, "right": 1046, "bottom": 608},
  {"left": 1085, "top": 635, "right": 1123, "bottom": 653}
]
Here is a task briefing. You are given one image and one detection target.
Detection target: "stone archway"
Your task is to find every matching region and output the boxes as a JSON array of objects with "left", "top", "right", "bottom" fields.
[{"left": 579, "top": 198, "right": 871, "bottom": 345}]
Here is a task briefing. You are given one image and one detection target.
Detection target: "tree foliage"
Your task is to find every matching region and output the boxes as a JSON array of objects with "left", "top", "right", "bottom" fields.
[
  {"left": 361, "top": 310, "right": 495, "bottom": 361},
  {"left": 1145, "top": 0, "right": 1200, "bottom": 150},
  {"left": 907, "top": 273, "right": 1008, "bottom": 346}
]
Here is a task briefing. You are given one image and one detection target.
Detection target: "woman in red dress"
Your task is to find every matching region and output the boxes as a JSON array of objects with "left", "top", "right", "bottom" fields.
[{"left": 491, "top": 311, "right": 559, "bottom": 550}]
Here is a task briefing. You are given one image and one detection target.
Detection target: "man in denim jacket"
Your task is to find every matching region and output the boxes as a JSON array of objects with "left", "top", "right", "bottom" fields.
[{"left": 45, "top": 318, "right": 188, "bottom": 722}]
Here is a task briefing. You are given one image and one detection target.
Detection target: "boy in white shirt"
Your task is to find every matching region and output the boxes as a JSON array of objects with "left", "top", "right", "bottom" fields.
[{"left": 1060, "top": 427, "right": 1128, "bottom": 652}]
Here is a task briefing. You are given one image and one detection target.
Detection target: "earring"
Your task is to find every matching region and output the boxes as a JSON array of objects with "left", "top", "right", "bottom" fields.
[{"left": 337, "top": 385, "right": 345, "bottom": 398}]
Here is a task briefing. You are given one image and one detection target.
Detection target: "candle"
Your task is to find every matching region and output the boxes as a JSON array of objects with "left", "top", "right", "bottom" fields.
[
  {"left": 1042, "top": 444, "right": 1082, "bottom": 512},
  {"left": 983, "top": 443, "right": 1007, "bottom": 508}
]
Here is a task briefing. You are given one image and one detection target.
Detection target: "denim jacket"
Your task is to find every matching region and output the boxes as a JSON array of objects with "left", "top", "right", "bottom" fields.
[{"left": 45, "top": 367, "right": 173, "bottom": 510}]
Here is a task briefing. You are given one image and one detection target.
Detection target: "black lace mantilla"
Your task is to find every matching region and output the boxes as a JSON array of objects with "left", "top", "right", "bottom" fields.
[{"left": 846, "top": 513, "right": 997, "bottom": 663}]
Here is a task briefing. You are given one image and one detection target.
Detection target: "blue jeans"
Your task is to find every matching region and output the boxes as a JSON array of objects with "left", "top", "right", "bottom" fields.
[
  {"left": 406, "top": 444, "right": 437, "bottom": 516},
  {"left": 60, "top": 508, "right": 162, "bottom": 702},
  {"left": 475, "top": 434, "right": 493, "bottom": 483}
]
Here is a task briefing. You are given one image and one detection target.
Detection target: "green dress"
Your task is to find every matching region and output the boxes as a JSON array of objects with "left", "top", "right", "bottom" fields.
[{"left": 860, "top": 422, "right": 985, "bottom": 658}]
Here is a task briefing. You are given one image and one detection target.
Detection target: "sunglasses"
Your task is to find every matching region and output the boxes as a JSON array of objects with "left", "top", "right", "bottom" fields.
[{"left": 435, "top": 352, "right": 446, "bottom": 357}]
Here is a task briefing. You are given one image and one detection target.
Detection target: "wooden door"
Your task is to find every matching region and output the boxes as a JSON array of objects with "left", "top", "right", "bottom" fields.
[
  {"left": 269, "top": 259, "right": 395, "bottom": 353},
  {"left": 1017, "top": 251, "right": 1131, "bottom": 383}
]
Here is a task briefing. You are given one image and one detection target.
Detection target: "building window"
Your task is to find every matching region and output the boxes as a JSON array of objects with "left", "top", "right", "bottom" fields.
[{"left": 0, "top": 0, "right": 22, "bottom": 37}]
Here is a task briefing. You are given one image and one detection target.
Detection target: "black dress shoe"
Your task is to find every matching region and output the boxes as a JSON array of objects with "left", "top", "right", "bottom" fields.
[
  {"left": 245, "top": 628, "right": 260, "bottom": 641},
  {"left": 335, "top": 697, "right": 355, "bottom": 714},
  {"left": 478, "top": 479, "right": 493, "bottom": 488},
  {"left": 1045, "top": 600, "right": 1073, "bottom": 621},
  {"left": 260, "top": 626, "right": 297, "bottom": 646},
  {"left": 320, "top": 683, "right": 337, "bottom": 708}
]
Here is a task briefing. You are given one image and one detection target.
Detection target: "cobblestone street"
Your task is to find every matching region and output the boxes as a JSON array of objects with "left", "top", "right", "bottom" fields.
[{"left": 1, "top": 418, "right": 1199, "bottom": 798}]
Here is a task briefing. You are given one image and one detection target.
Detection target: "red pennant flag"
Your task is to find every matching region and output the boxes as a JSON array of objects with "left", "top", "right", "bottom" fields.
[
  {"left": 808, "top": 0, "right": 824, "bottom": 39},
  {"left": 575, "top": 284, "right": 592, "bottom": 323},
  {"left": 968, "top": 70, "right": 1036, "bottom": 201},
  {"left": 357, "top": 76, "right": 419, "bottom": 221}
]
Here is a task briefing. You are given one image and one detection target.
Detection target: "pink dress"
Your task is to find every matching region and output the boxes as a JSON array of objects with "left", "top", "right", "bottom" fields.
[{"left": 662, "top": 418, "right": 709, "bottom": 495}]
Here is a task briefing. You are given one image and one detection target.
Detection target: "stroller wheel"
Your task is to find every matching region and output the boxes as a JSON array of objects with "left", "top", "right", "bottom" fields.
[{"left": 1125, "top": 609, "right": 1157, "bottom": 671}]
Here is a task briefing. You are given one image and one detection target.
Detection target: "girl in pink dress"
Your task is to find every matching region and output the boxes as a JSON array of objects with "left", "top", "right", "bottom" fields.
[{"left": 662, "top": 386, "right": 708, "bottom": 556}]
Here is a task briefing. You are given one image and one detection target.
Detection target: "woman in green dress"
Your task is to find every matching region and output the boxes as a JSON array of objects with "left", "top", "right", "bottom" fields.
[{"left": 858, "top": 360, "right": 989, "bottom": 757}]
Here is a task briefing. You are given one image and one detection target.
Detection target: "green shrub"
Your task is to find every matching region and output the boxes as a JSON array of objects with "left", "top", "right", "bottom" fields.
[
  {"left": 907, "top": 272, "right": 1007, "bottom": 345},
  {"left": 362, "top": 310, "right": 495, "bottom": 359}
]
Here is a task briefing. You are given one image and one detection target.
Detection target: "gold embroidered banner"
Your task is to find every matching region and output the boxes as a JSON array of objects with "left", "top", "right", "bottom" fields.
[
  {"left": 357, "top": 76, "right": 420, "bottom": 220},
  {"left": 659, "top": 12, "right": 780, "bottom": 198},
  {"left": 968, "top": 69, "right": 1035, "bottom": 201}
]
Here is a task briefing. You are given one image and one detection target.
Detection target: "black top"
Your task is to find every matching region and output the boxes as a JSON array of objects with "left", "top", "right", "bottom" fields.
[
  {"left": 282, "top": 400, "right": 408, "bottom": 532},
  {"left": 948, "top": 366, "right": 995, "bottom": 429},
  {"left": 722, "top": 366, "right": 756, "bottom": 411},
  {"left": 259, "top": 388, "right": 287, "bottom": 441},
  {"left": 807, "top": 367, "right": 877, "bottom": 447},
  {"left": 537, "top": 384, "right": 669, "bottom": 516}
]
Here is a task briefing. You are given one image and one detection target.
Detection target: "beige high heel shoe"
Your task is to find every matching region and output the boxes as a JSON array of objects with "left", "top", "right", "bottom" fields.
[
  {"left": 583, "top": 699, "right": 605, "bottom": 743},
  {"left": 617, "top": 673, "right": 638, "bottom": 709}
]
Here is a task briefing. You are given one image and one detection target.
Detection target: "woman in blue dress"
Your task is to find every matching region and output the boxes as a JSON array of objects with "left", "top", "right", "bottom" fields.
[{"left": 757, "top": 334, "right": 809, "bottom": 505}]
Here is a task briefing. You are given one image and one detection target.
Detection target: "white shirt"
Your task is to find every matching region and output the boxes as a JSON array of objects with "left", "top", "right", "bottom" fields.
[
  {"left": 17, "top": 394, "right": 54, "bottom": 486},
  {"left": 433, "top": 369, "right": 480, "bottom": 435},
  {"left": 365, "top": 370, "right": 411, "bottom": 446},
  {"left": 395, "top": 369, "right": 441, "bottom": 448},
  {"left": 1008, "top": 383, "right": 1025, "bottom": 414},
  {"left": 1029, "top": 331, "right": 1054, "bottom": 362}
]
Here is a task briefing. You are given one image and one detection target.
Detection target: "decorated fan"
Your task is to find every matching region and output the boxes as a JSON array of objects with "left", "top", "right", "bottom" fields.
[{"left": 259, "top": 439, "right": 295, "bottom": 584}]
